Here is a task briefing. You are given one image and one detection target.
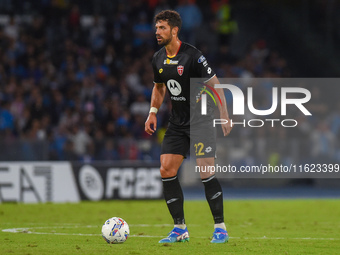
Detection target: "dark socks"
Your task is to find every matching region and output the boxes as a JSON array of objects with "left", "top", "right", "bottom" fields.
[
  {"left": 202, "top": 175, "right": 224, "bottom": 224},
  {"left": 162, "top": 175, "right": 185, "bottom": 225}
]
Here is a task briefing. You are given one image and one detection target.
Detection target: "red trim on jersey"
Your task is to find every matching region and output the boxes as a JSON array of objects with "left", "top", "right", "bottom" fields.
[{"left": 167, "top": 41, "right": 182, "bottom": 58}]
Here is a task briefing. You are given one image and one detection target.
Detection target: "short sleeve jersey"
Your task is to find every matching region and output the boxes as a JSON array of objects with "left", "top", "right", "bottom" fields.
[{"left": 152, "top": 42, "right": 216, "bottom": 126}]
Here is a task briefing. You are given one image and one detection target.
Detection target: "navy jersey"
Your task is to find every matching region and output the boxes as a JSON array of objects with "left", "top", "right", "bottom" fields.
[{"left": 152, "top": 42, "right": 216, "bottom": 126}]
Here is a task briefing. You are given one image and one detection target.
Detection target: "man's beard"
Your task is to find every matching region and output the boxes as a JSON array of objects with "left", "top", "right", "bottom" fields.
[{"left": 158, "top": 33, "right": 172, "bottom": 46}]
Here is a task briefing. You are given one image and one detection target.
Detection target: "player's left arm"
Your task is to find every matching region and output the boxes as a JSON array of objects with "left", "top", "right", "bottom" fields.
[{"left": 206, "top": 75, "right": 232, "bottom": 136}]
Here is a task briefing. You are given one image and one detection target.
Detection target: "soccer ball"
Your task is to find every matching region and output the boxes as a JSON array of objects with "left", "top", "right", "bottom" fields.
[{"left": 101, "top": 217, "right": 129, "bottom": 244}]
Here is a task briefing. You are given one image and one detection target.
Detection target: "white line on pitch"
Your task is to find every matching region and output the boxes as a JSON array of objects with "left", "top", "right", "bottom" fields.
[
  {"left": 1, "top": 224, "right": 182, "bottom": 228},
  {"left": 2, "top": 228, "right": 340, "bottom": 240}
]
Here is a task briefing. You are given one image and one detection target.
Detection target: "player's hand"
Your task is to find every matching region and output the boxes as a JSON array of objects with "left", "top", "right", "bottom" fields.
[
  {"left": 221, "top": 116, "right": 232, "bottom": 136},
  {"left": 145, "top": 113, "right": 157, "bottom": 135}
]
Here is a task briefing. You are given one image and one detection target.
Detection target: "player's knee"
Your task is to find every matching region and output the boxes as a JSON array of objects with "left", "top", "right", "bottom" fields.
[{"left": 160, "top": 164, "right": 178, "bottom": 178}]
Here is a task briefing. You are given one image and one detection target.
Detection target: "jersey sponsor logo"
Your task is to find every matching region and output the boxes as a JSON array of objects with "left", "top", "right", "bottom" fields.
[
  {"left": 207, "top": 67, "right": 212, "bottom": 74},
  {"left": 164, "top": 58, "right": 179, "bottom": 65},
  {"left": 159, "top": 68, "right": 163, "bottom": 73},
  {"left": 203, "top": 60, "right": 208, "bottom": 67},
  {"left": 177, "top": 65, "right": 184, "bottom": 76},
  {"left": 171, "top": 96, "right": 186, "bottom": 101},
  {"left": 167, "top": 79, "right": 182, "bottom": 96},
  {"left": 198, "top": 55, "right": 206, "bottom": 63}
]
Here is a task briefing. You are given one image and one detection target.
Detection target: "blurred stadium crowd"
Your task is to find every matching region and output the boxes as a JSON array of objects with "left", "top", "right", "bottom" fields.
[{"left": 0, "top": 0, "right": 339, "bottom": 165}]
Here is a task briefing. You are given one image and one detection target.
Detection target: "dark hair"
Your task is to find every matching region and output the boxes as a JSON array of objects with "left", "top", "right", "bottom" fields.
[{"left": 154, "top": 10, "right": 182, "bottom": 33}]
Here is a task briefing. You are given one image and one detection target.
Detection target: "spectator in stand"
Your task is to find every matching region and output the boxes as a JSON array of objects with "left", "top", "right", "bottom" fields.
[
  {"left": 133, "top": 12, "right": 154, "bottom": 47},
  {"left": 130, "top": 94, "right": 150, "bottom": 118},
  {"left": 67, "top": 4, "right": 80, "bottom": 33},
  {"left": 89, "top": 15, "right": 106, "bottom": 52},
  {"left": 4, "top": 14, "right": 19, "bottom": 40},
  {"left": 0, "top": 101, "right": 14, "bottom": 134},
  {"left": 212, "top": 0, "right": 238, "bottom": 46},
  {"left": 311, "top": 121, "right": 336, "bottom": 161},
  {"left": 69, "top": 124, "right": 92, "bottom": 158},
  {"left": 175, "top": 0, "right": 202, "bottom": 45}
]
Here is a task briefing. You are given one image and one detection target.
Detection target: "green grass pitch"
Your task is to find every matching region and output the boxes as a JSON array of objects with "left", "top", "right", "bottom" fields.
[{"left": 1, "top": 199, "right": 340, "bottom": 254}]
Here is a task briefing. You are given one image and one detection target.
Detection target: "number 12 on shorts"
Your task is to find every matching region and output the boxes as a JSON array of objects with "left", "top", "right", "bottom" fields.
[{"left": 194, "top": 142, "right": 205, "bottom": 156}]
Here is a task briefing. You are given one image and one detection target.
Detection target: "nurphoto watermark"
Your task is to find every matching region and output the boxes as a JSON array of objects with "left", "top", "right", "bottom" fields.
[{"left": 190, "top": 78, "right": 340, "bottom": 179}]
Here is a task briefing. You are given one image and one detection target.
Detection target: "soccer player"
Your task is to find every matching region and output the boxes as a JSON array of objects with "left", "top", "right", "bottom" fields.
[{"left": 145, "top": 10, "right": 232, "bottom": 244}]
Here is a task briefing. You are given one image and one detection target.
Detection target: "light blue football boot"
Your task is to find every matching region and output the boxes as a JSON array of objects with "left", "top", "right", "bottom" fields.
[
  {"left": 211, "top": 228, "right": 229, "bottom": 243},
  {"left": 159, "top": 227, "right": 189, "bottom": 243}
]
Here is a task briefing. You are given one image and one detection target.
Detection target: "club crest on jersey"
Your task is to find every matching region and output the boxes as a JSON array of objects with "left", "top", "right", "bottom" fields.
[
  {"left": 177, "top": 65, "right": 184, "bottom": 76},
  {"left": 164, "top": 58, "right": 179, "bottom": 65}
]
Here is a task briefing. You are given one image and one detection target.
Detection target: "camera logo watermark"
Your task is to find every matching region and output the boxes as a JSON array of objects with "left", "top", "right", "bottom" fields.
[{"left": 196, "top": 83, "right": 222, "bottom": 114}]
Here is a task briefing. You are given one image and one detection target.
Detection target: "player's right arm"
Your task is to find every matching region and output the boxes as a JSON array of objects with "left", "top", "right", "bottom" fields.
[{"left": 145, "top": 82, "right": 166, "bottom": 135}]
